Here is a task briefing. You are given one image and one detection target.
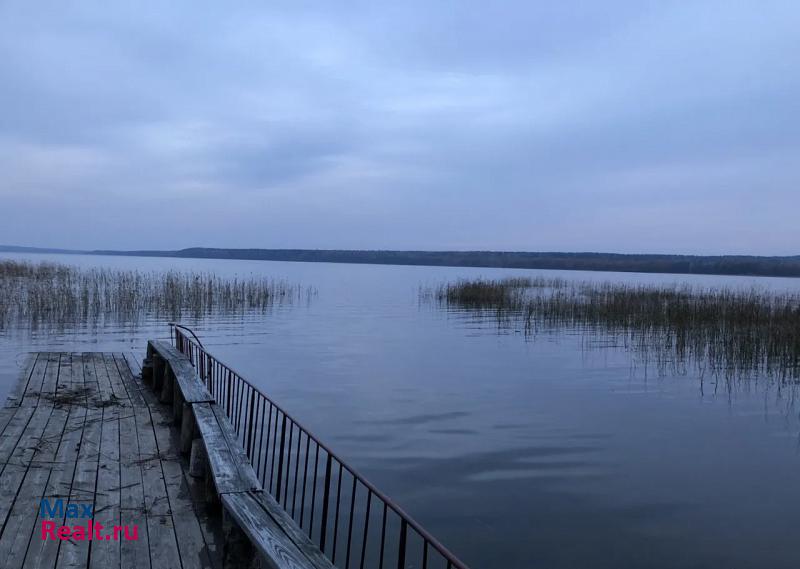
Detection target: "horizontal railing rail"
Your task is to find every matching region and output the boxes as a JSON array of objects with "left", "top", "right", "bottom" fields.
[{"left": 170, "top": 323, "right": 470, "bottom": 569}]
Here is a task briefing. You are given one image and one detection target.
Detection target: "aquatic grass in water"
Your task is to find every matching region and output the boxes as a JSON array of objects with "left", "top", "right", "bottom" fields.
[
  {"left": 0, "top": 260, "right": 313, "bottom": 329},
  {"left": 427, "top": 278, "right": 800, "bottom": 382}
]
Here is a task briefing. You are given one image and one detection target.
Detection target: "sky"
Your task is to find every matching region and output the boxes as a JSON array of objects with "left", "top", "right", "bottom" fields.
[{"left": 1, "top": 1, "right": 799, "bottom": 255}]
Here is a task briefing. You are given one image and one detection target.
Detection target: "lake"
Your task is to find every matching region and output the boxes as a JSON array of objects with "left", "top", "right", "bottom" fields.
[{"left": 1, "top": 252, "right": 799, "bottom": 569}]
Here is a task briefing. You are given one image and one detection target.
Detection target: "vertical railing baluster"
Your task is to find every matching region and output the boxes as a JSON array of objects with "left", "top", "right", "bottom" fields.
[
  {"left": 270, "top": 408, "right": 279, "bottom": 492},
  {"left": 262, "top": 403, "right": 273, "bottom": 487},
  {"left": 299, "top": 435, "right": 310, "bottom": 529},
  {"left": 345, "top": 477, "right": 357, "bottom": 568},
  {"left": 235, "top": 380, "right": 245, "bottom": 435},
  {"left": 231, "top": 375, "right": 238, "bottom": 429},
  {"left": 359, "top": 490, "right": 372, "bottom": 569},
  {"left": 291, "top": 430, "right": 302, "bottom": 517},
  {"left": 246, "top": 389, "right": 257, "bottom": 458},
  {"left": 255, "top": 396, "right": 266, "bottom": 480},
  {"left": 283, "top": 422, "right": 293, "bottom": 506},
  {"left": 332, "top": 463, "right": 343, "bottom": 563},
  {"left": 379, "top": 503, "right": 387, "bottom": 569},
  {"left": 309, "top": 445, "right": 320, "bottom": 539},
  {"left": 397, "top": 520, "right": 408, "bottom": 569},
  {"left": 275, "top": 414, "right": 287, "bottom": 498},
  {"left": 319, "top": 454, "right": 333, "bottom": 553},
  {"left": 226, "top": 370, "right": 232, "bottom": 415}
]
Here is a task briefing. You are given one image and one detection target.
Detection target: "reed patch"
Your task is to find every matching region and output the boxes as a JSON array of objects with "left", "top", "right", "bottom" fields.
[
  {"left": 0, "top": 259, "right": 314, "bottom": 328},
  {"left": 424, "top": 277, "right": 800, "bottom": 382}
]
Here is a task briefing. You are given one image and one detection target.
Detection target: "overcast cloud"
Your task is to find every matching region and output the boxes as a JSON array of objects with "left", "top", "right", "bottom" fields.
[{"left": 1, "top": 1, "right": 798, "bottom": 254}]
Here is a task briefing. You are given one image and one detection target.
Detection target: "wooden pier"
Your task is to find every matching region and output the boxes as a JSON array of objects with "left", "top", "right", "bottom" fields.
[
  {"left": 0, "top": 352, "right": 227, "bottom": 568},
  {"left": 0, "top": 350, "right": 335, "bottom": 569},
  {"left": 0, "top": 339, "right": 471, "bottom": 569}
]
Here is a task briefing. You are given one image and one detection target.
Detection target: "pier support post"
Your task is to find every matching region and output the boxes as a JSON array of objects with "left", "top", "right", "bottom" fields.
[
  {"left": 160, "top": 366, "right": 175, "bottom": 403},
  {"left": 181, "top": 403, "right": 196, "bottom": 454},
  {"left": 189, "top": 438, "right": 206, "bottom": 478},
  {"left": 141, "top": 357, "right": 153, "bottom": 384},
  {"left": 173, "top": 385, "right": 185, "bottom": 422},
  {"left": 152, "top": 354, "right": 165, "bottom": 391}
]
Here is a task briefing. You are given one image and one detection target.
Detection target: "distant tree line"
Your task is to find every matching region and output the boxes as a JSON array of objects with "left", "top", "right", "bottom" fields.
[{"left": 82, "top": 248, "right": 800, "bottom": 278}]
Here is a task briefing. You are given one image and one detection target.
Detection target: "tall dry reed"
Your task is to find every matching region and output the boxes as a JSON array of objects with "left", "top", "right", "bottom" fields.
[
  {"left": 0, "top": 259, "right": 312, "bottom": 328},
  {"left": 427, "top": 278, "right": 800, "bottom": 382}
]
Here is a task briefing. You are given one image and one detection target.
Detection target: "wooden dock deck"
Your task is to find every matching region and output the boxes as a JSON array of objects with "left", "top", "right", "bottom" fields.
[
  {"left": 0, "top": 352, "right": 225, "bottom": 569},
  {"left": 0, "top": 342, "right": 471, "bottom": 569}
]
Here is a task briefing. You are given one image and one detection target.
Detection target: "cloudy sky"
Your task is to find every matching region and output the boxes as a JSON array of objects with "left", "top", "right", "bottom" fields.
[{"left": 1, "top": 1, "right": 798, "bottom": 254}]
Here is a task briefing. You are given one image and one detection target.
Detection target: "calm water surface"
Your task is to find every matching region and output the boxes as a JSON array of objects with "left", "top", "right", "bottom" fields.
[{"left": 1, "top": 252, "right": 799, "bottom": 569}]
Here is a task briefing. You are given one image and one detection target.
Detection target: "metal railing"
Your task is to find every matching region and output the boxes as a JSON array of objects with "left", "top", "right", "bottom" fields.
[{"left": 171, "top": 324, "right": 471, "bottom": 569}]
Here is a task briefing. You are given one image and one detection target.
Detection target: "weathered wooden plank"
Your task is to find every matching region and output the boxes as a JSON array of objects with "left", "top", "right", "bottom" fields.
[
  {"left": 0, "top": 406, "right": 35, "bottom": 467},
  {"left": 3, "top": 353, "right": 37, "bottom": 408},
  {"left": 121, "top": 508, "right": 151, "bottom": 569},
  {"left": 119, "top": 407, "right": 149, "bottom": 569},
  {"left": 222, "top": 492, "right": 313, "bottom": 569},
  {"left": 19, "top": 397, "right": 72, "bottom": 569},
  {"left": 39, "top": 352, "right": 61, "bottom": 399},
  {"left": 55, "top": 460, "right": 99, "bottom": 568},
  {"left": 55, "top": 352, "right": 72, "bottom": 395},
  {"left": 0, "top": 464, "right": 28, "bottom": 531},
  {"left": 21, "top": 352, "right": 50, "bottom": 406},
  {"left": 0, "top": 406, "right": 20, "bottom": 443},
  {"left": 52, "top": 366, "right": 86, "bottom": 465},
  {"left": 41, "top": 459, "right": 77, "bottom": 500},
  {"left": 46, "top": 355, "right": 94, "bottom": 568},
  {"left": 0, "top": 357, "right": 49, "bottom": 470},
  {"left": 2, "top": 376, "right": 71, "bottom": 569},
  {"left": 93, "top": 351, "right": 116, "bottom": 406},
  {"left": 42, "top": 355, "right": 81, "bottom": 498},
  {"left": 80, "top": 351, "right": 101, "bottom": 407},
  {"left": 104, "top": 352, "right": 130, "bottom": 402},
  {"left": 0, "top": 381, "right": 53, "bottom": 529},
  {"left": 90, "top": 403, "right": 121, "bottom": 569},
  {"left": 162, "top": 459, "right": 216, "bottom": 569},
  {"left": 147, "top": 514, "right": 183, "bottom": 569},
  {"left": 31, "top": 403, "right": 70, "bottom": 469},
  {"left": 0, "top": 405, "right": 56, "bottom": 531},
  {"left": 119, "top": 407, "right": 144, "bottom": 512},
  {"left": 193, "top": 403, "right": 259, "bottom": 495},
  {"left": 0, "top": 400, "right": 21, "bottom": 436},
  {"left": 114, "top": 352, "right": 149, "bottom": 408},
  {"left": 27, "top": 461, "right": 76, "bottom": 569},
  {"left": 133, "top": 405, "right": 171, "bottom": 516},
  {"left": 7, "top": 405, "right": 53, "bottom": 466},
  {"left": 35, "top": 355, "right": 86, "bottom": 568},
  {"left": 0, "top": 464, "right": 52, "bottom": 569},
  {"left": 78, "top": 355, "right": 103, "bottom": 463},
  {"left": 251, "top": 491, "right": 335, "bottom": 569},
  {"left": 210, "top": 403, "right": 261, "bottom": 492}
]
